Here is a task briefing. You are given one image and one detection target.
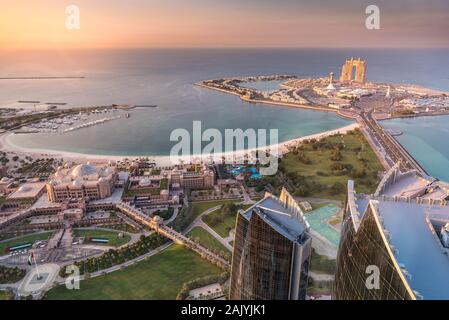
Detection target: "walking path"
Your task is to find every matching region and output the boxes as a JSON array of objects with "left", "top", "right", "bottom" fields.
[
  {"left": 184, "top": 202, "right": 242, "bottom": 252},
  {"left": 309, "top": 271, "right": 334, "bottom": 282},
  {"left": 164, "top": 207, "right": 179, "bottom": 225}
]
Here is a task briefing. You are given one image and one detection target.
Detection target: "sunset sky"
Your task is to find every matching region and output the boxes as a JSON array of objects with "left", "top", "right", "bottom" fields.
[{"left": 1, "top": 0, "right": 448, "bottom": 49}]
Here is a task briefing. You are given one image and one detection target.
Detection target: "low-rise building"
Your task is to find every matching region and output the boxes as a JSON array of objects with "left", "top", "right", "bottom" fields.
[
  {"left": 6, "top": 182, "right": 46, "bottom": 204},
  {"left": 170, "top": 165, "right": 215, "bottom": 189},
  {"left": 46, "top": 163, "right": 118, "bottom": 202}
]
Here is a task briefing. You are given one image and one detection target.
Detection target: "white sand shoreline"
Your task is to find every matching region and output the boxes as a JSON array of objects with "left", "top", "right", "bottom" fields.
[{"left": 0, "top": 123, "right": 358, "bottom": 166}]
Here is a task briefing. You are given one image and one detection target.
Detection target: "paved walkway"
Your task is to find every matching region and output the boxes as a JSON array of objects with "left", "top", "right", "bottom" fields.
[
  {"left": 241, "top": 186, "right": 255, "bottom": 205},
  {"left": 163, "top": 207, "right": 179, "bottom": 225},
  {"left": 185, "top": 204, "right": 235, "bottom": 252},
  {"left": 194, "top": 221, "right": 233, "bottom": 251},
  {"left": 309, "top": 271, "right": 334, "bottom": 282}
]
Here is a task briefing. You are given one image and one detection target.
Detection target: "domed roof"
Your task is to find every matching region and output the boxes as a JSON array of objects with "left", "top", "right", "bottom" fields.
[
  {"left": 17, "top": 185, "right": 31, "bottom": 193},
  {"left": 72, "top": 180, "right": 82, "bottom": 187},
  {"left": 103, "top": 167, "right": 114, "bottom": 175},
  {"left": 71, "top": 164, "right": 98, "bottom": 178},
  {"left": 139, "top": 177, "right": 152, "bottom": 187}
]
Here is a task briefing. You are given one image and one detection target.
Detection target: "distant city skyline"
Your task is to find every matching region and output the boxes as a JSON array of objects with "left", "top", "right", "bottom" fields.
[{"left": 1, "top": 0, "right": 449, "bottom": 50}]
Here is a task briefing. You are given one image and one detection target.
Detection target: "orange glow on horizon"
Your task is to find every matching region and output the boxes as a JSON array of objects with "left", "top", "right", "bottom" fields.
[{"left": 1, "top": 1, "right": 448, "bottom": 50}]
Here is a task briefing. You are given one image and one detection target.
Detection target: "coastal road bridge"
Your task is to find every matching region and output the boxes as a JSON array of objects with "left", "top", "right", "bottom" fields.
[
  {"left": 359, "top": 110, "right": 428, "bottom": 176},
  {"left": 116, "top": 202, "right": 230, "bottom": 271}
]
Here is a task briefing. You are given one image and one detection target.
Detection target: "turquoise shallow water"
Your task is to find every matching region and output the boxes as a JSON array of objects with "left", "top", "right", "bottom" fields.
[{"left": 382, "top": 115, "right": 449, "bottom": 183}]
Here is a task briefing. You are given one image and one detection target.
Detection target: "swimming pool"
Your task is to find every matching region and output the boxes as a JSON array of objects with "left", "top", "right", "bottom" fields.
[
  {"left": 225, "top": 165, "right": 261, "bottom": 179},
  {"left": 305, "top": 204, "right": 341, "bottom": 247}
]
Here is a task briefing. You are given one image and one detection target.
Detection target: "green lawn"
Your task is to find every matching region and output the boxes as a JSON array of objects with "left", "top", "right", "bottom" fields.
[
  {"left": 280, "top": 130, "right": 383, "bottom": 200},
  {"left": 191, "top": 200, "right": 237, "bottom": 222},
  {"left": 45, "top": 245, "right": 222, "bottom": 300},
  {"left": 0, "top": 232, "right": 53, "bottom": 254},
  {"left": 202, "top": 203, "right": 252, "bottom": 238},
  {"left": 187, "top": 227, "right": 230, "bottom": 259},
  {"left": 203, "top": 212, "right": 236, "bottom": 238},
  {"left": 310, "top": 249, "right": 337, "bottom": 275},
  {"left": 0, "top": 290, "right": 12, "bottom": 300},
  {"left": 123, "top": 187, "right": 161, "bottom": 196},
  {"left": 169, "top": 199, "right": 241, "bottom": 232},
  {"left": 73, "top": 229, "right": 131, "bottom": 247}
]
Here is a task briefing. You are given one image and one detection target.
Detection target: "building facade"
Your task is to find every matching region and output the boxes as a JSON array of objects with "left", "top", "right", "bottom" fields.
[
  {"left": 334, "top": 167, "right": 449, "bottom": 300},
  {"left": 333, "top": 190, "right": 414, "bottom": 300},
  {"left": 47, "top": 163, "right": 118, "bottom": 202},
  {"left": 230, "top": 188, "right": 311, "bottom": 300},
  {"left": 170, "top": 165, "right": 215, "bottom": 189},
  {"left": 340, "top": 58, "right": 366, "bottom": 83}
]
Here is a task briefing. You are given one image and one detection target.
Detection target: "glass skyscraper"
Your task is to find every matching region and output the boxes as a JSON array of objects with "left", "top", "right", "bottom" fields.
[{"left": 230, "top": 188, "right": 311, "bottom": 300}]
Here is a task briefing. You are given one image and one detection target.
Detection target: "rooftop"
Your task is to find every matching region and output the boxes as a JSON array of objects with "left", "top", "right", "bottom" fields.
[
  {"left": 49, "top": 163, "right": 117, "bottom": 187},
  {"left": 241, "top": 188, "right": 309, "bottom": 243},
  {"left": 7, "top": 182, "right": 46, "bottom": 199},
  {"left": 351, "top": 166, "right": 449, "bottom": 299},
  {"left": 373, "top": 200, "right": 449, "bottom": 299},
  {"left": 382, "top": 173, "right": 430, "bottom": 198}
]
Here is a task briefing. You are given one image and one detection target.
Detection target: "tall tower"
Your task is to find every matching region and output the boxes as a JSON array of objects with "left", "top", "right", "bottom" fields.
[
  {"left": 327, "top": 72, "right": 336, "bottom": 90},
  {"left": 340, "top": 58, "right": 366, "bottom": 83},
  {"left": 354, "top": 58, "right": 366, "bottom": 83},
  {"left": 230, "top": 188, "right": 311, "bottom": 300},
  {"left": 340, "top": 58, "right": 353, "bottom": 82}
]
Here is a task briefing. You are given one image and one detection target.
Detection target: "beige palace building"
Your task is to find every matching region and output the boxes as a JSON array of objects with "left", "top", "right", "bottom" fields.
[{"left": 46, "top": 163, "right": 118, "bottom": 202}]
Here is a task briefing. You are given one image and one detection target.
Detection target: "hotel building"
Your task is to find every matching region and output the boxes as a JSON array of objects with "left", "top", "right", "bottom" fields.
[
  {"left": 46, "top": 163, "right": 118, "bottom": 202},
  {"left": 334, "top": 164, "right": 449, "bottom": 300},
  {"left": 170, "top": 165, "right": 215, "bottom": 189},
  {"left": 230, "top": 188, "right": 311, "bottom": 300}
]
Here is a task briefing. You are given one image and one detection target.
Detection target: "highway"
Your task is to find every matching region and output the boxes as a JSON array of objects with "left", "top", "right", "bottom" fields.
[{"left": 359, "top": 109, "right": 428, "bottom": 176}]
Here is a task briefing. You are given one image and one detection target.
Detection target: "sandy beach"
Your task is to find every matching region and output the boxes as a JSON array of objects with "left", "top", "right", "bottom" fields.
[{"left": 0, "top": 123, "right": 358, "bottom": 166}]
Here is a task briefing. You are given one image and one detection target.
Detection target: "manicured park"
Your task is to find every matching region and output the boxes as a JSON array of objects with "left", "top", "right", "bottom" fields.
[
  {"left": 0, "top": 290, "right": 12, "bottom": 300},
  {"left": 203, "top": 203, "right": 253, "bottom": 238},
  {"left": 0, "top": 232, "right": 54, "bottom": 254},
  {"left": 191, "top": 200, "right": 237, "bottom": 222},
  {"left": 45, "top": 245, "right": 222, "bottom": 300},
  {"left": 170, "top": 199, "right": 238, "bottom": 232},
  {"left": 187, "top": 227, "right": 230, "bottom": 260},
  {"left": 73, "top": 229, "right": 131, "bottom": 247},
  {"left": 279, "top": 130, "right": 383, "bottom": 200}
]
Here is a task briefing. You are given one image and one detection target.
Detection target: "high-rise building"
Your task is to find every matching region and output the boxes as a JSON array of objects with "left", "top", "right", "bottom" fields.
[
  {"left": 230, "top": 188, "right": 311, "bottom": 300},
  {"left": 334, "top": 165, "right": 449, "bottom": 300},
  {"left": 339, "top": 58, "right": 366, "bottom": 83}
]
